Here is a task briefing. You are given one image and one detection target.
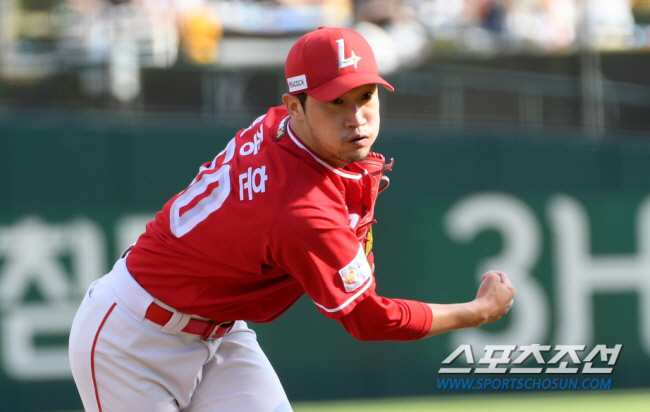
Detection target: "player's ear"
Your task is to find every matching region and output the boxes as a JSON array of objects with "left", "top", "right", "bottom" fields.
[{"left": 283, "top": 93, "right": 304, "bottom": 118}]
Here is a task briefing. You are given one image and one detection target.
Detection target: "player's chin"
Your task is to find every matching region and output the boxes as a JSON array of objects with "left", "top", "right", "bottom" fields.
[{"left": 340, "top": 148, "right": 371, "bottom": 163}]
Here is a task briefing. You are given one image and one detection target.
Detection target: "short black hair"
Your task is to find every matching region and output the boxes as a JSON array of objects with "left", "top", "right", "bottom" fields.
[{"left": 296, "top": 93, "right": 308, "bottom": 112}]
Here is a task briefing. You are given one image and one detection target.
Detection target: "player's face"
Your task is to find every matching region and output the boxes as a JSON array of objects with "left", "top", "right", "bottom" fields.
[{"left": 289, "top": 84, "right": 381, "bottom": 167}]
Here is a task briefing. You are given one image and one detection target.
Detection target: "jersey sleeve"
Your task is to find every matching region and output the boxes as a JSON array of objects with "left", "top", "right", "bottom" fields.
[
  {"left": 338, "top": 294, "right": 433, "bottom": 341},
  {"left": 265, "top": 186, "right": 376, "bottom": 319}
]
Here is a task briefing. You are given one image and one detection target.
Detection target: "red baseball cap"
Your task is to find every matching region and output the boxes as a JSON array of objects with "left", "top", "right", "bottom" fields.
[{"left": 285, "top": 26, "right": 394, "bottom": 102}]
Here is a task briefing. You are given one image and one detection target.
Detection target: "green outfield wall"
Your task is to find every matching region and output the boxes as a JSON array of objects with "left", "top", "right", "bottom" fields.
[{"left": 1, "top": 113, "right": 649, "bottom": 410}]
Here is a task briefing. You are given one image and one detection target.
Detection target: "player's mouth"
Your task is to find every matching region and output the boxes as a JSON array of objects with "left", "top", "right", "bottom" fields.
[{"left": 346, "top": 134, "right": 369, "bottom": 145}]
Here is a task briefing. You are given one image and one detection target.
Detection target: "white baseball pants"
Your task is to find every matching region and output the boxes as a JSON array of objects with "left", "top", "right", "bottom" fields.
[{"left": 69, "top": 258, "right": 292, "bottom": 412}]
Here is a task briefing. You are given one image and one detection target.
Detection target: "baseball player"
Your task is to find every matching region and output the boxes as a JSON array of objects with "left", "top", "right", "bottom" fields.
[{"left": 69, "top": 26, "right": 516, "bottom": 412}]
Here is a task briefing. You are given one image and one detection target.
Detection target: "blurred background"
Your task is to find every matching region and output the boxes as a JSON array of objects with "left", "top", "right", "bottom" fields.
[
  {"left": 1, "top": 0, "right": 650, "bottom": 411},
  {"left": 2, "top": 0, "right": 650, "bottom": 133}
]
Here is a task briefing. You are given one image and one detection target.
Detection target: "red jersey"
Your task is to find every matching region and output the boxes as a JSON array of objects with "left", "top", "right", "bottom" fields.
[{"left": 127, "top": 106, "right": 432, "bottom": 340}]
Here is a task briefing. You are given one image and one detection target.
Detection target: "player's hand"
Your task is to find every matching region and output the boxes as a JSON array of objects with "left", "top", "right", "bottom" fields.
[{"left": 472, "top": 270, "right": 516, "bottom": 326}]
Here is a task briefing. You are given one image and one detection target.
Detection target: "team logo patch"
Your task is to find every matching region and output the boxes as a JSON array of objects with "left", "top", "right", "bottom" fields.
[
  {"left": 338, "top": 245, "right": 372, "bottom": 293},
  {"left": 276, "top": 116, "right": 289, "bottom": 141},
  {"left": 345, "top": 269, "right": 358, "bottom": 284},
  {"left": 287, "top": 75, "right": 307, "bottom": 93}
]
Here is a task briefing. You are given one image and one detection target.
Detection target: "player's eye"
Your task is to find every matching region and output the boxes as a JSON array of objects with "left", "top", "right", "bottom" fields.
[
  {"left": 330, "top": 98, "right": 344, "bottom": 105},
  {"left": 361, "top": 92, "right": 373, "bottom": 100}
]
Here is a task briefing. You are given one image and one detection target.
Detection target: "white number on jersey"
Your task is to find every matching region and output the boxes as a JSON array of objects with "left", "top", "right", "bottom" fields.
[{"left": 170, "top": 138, "right": 236, "bottom": 237}]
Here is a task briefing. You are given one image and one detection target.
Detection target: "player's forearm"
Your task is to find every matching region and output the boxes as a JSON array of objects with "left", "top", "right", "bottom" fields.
[
  {"left": 424, "top": 271, "right": 516, "bottom": 338},
  {"left": 423, "top": 301, "right": 486, "bottom": 338}
]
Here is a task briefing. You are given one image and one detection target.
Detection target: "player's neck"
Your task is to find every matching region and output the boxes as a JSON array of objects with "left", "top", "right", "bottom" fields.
[{"left": 288, "top": 119, "right": 348, "bottom": 169}]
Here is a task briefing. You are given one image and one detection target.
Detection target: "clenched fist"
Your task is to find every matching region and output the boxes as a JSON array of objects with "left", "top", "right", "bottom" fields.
[{"left": 472, "top": 270, "right": 516, "bottom": 326}]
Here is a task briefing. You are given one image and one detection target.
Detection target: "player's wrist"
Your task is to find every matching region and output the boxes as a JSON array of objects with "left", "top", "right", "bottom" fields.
[{"left": 466, "top": 299, "right": 491, "bottom": 327}]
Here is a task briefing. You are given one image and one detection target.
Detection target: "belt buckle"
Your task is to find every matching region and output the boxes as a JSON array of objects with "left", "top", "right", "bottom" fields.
[{"left": 201, "top": 321, "right": 233, "bottom": 340}]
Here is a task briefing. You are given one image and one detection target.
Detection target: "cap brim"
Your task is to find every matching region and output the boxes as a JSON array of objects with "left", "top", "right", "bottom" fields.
[{"left": 306, "top": 73, "right": 394, "bottom": 102}]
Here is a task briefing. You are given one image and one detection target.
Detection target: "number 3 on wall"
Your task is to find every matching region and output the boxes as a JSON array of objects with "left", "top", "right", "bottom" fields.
[{"left": 170, "top": 138, "right": 236, "bottom": 237}]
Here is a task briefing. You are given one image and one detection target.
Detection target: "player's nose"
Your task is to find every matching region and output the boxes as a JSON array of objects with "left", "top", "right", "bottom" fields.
[{"left": 346, "top": 104, "right": 367, "bottom": 128}]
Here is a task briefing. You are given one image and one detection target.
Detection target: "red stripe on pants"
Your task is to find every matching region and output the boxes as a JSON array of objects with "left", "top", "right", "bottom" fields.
[{"left": 91, "top": 302, "right": 117, "bottom": 412}]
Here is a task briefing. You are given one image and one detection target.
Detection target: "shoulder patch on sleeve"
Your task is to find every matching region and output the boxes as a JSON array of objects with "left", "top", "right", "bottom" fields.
[{"left": 338, "top": 245, "right": 372, "bottom": 293}]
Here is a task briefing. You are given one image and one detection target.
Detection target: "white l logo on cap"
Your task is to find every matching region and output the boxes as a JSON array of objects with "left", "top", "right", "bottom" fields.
[{"left": 336, "top": 39, "right": 361, "bottom": 69}]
